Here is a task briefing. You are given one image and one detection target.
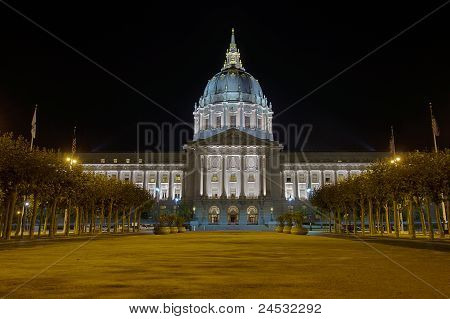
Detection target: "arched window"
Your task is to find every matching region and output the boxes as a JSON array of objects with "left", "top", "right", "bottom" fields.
[
  {"left": 208, "top": 206, "right": 220, "bottom": 224},
  {"left": 247, "top": 206, "right": 258, "bottom": 225}
]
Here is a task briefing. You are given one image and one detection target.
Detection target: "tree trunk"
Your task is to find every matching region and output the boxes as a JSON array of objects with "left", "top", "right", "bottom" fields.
[
  {"left": 49, "top": 200, "right": 58, "bottom": 238},
  {"left": 393, "top": 200, "right": 399, "bottom": 238},
  {"left": 384, "top": 203, "right": 391, "bottom": 235},
  {"left": 37, "top": 206, "right": 43, "bottom": 238},
  {"left": 132, "top": 208, "right": 137, "bottom": 233},
  {"left": 29, "top": 193, "right": 39, "bottom": 239},
  {"left": 433, "top": 202, "right": 445, "bottom": 239},
  {"left": 352, "top": 206, "right": 357, "bottom": 234},
  {"left": 407, "top": 200, "right": 415, "bottom": 239},
  {"left": 375, "top": 203, "right": 383, "bottom": 233},
  {"left": 368, "top": 199, "right": 374, "bottom": 235},
  {"left": 74, "top": 206, "right": 80, "bottom": 235},
  {"left": 90, "top": 203, "right": 95, "bottom": 234},
  {"left": 328, "top": 211, "right": 332, "bottom": 233},
  {"left": 4, "top": 189, "right": 18, "bottom": 240},
  {"left": 64, "top": 200, "right": 71, "bottom": 236},
  {"left": 417, "top": 201, "right": 427, "bottom": 236},
  {"left": 114, "top": 209, "right": 119, "bottom": 233},
  {"left": 99, "top": 200, "right": 105, "bottom": 233},
  {"left": 137, "top": 208, "right": 142, "bottom": 233},
  {"left": 360, "top": 202, "right": 365, "bottom": 236},
  {"left": 128, "top": 207, "right": 132, "bottom": 232},
  {"left": 425, "top": 198, "right": 434, "bottom": 240},
  {"left": 107, "top": 200, "right": 113, "bottom": 233},
  {"left": 121, "top": 210, "right": 125, "bottom": 233}
]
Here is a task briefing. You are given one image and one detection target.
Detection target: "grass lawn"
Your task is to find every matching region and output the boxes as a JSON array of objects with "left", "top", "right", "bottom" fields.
[{"left": 0, "top": 232, "right": 449, "bottom": 298}]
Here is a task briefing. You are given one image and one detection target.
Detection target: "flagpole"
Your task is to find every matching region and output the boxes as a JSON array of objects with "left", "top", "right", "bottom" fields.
[
  {"left": 429, "top": 102, "right": 438, "bottom": 153},
  {"left": 30, "top": 104, "right": 37, "bottom": 151}
]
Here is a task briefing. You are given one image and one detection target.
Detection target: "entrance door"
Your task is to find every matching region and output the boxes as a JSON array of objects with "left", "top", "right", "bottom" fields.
[{"left": 227, "top": 206, "right": 239, "bottom": 225}]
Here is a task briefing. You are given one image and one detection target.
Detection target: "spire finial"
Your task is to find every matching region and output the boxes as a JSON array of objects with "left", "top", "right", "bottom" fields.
[{"left": 222, "top": 28, "right": 244, "bottom": 70}]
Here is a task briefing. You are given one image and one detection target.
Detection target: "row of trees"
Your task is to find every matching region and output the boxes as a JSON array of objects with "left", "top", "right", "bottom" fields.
[
  {"left": 311, "top": 151, "right": 450, "bottom": 239},
  {"left": 0, "top": 133, "right": 153, "bottom": 240}
]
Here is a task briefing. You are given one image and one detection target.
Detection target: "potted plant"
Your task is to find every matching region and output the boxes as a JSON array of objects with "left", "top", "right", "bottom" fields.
[
  {"left": 283, "top": 213, "right": 293, "bottom": 234},
  {"left": 291, "top": 212, "right": 309, "bottom": 235},
  {"left": 177, "top": 216, "right": 187, "bottom": 233},
  {"left": 275, "top": 214, "right": 285, "bottom": 232},
  {"left": 169, "top": 214, "right": 179, "bottom": 233},
  {"left": 155, "top": 213, "right": 171, "bottom": 235}
]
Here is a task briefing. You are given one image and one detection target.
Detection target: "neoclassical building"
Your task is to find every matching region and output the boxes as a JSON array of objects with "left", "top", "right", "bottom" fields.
[{"left": 80, "top": 30, "right": 388, "bottom": 229}]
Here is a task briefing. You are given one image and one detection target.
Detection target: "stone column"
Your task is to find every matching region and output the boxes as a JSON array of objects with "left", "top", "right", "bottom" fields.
[
  {"left": 262, "top": 155, "right": 267, "bottom": 196},
  {"left": 221, "top": 155, "right": 226, "bottom": 198},
  {"left": 240, "top": 155, "right": 245, "bottom": 198},
  {"left": 292, "top": 169, "right": 297, "bottom": 199},
  {"left": 203, "top": 156, "right": 208, "bottom": 197},
  {"left": 259, "top": 155, "right": 264, "bottom": 198},
  {"left": 200, "top": 156, "right": 204, "bottom": 196}
]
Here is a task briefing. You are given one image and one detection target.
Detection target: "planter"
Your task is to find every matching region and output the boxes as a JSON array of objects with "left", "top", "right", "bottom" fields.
[
  {"left": 290, "top": 226, "right": 309, "bottom": 235},
  {"left": 170, "top": 226, "right": 179, "bottom": 233},
  {"left": 155, "top": 226, "right": 171, "bottom": 235},
  {"left": 178, "top": 226, "right": 187, "bottom": 233},
  {"left": 275, "top": 225, "right": 284, "bottom": 233},
  {"left": 283, "top": 225, "right": 292, "bottom": 234}
]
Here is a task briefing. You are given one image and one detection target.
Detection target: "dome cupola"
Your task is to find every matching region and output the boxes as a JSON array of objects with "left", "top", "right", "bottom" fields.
[{"left": 193, "top": 29, "right": 273, "bottom": 141}]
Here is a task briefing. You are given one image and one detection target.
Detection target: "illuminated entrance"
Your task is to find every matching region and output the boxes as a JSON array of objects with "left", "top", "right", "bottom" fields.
[{"left": 227, "top": 206, "right": 239, "bottom": 225}]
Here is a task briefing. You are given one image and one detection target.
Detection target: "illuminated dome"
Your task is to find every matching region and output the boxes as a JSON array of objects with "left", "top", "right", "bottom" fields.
[{"left": 193, "top": 29, "right": 273, "bottom": 141}]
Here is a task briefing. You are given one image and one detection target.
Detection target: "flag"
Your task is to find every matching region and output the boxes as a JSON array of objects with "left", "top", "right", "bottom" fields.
[
  {"left": 432, "top": 117, "right": 440, "bottom": 137},
  {"left": 389, "top": 126, "right": 395, "bottom": 155},
  {"left": 31, "top": 106, "right": 37, "bottom": 139},
  {"left": 72, "top": 126, "right": 77, "bottom": 155}
]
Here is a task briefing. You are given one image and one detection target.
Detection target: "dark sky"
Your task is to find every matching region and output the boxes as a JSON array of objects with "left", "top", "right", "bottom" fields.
[{"left": 0, "top": 1, "right": 449, "bottom": 152}]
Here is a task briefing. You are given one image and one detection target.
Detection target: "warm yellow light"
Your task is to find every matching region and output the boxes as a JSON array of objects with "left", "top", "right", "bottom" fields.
[
  {"left": 17, "top": 211, "right": 21, "bottom": 215},
  {"left": 390, "top": 160, "right": 395, "bottom": 164},
  {"left": 72, "top": 159, "right": 77, "bottom": 164},
  {"left": 396, "top": 157, "right": 401, "bottom": 161},
  {"left": 66, "top": 157, "right": 71, "bottom": 162}
]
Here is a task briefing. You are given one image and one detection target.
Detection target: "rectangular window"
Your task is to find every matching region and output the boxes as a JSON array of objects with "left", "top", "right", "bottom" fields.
[
  {"left": 113, "top": 159, "right": 117, "bottom": 163},
  {"left": 138, "top": 158, "right": 143, "bottom": 164},
  {"left": 204, "top": 118, "right": 209, "bottom": 129},
  {"left": 149, "top": 176, "right": 156, "bottom": 183},
  {"left": 126, "top": 158, "right": 130, "bottom": 163},
  {"left": 162, "top": 175, "right": 169, "bottom": 183},
  {"left": 216, "top": 116, "right": 221, "bottom": 128},
  {"left": 175, "top": 174, "right": 181, "bottom": 182},
  {"left": 257, "top": 117, "right": 262, "bottom": 129},
  {"left": 245, "top": 116, "right": 250, "bottom": 128},
  {"left": 248, "top": 174, "right": 255, "bottom": 182},
  {"left": 298, "top": 174, "right": 306, "bottom": 183},
  {"left": 311, "top": 173, "right": 319, "bottom": 183},
  {"left": 229, "top": 174, "right": 237, "bottom": 182},
  {"left": 100, "top": 158, "right": 105, "bottom": 164},
  {"left": 286, "top": 176, "right": 292, "bottom": 183},
  {"left": 230, "top": 115, "right": 236, "bottom": 128},
  {"left": 211, "top": 174, "right": 219, "bottom": 182}
]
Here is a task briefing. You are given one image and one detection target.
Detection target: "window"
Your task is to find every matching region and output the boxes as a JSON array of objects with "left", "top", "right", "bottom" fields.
[
  {"left": 208, "top": 206, "right": 220, "bottom": 224},
  {"left": 211, "top": 174, "right": 219, "bottom": 182},
  {"left": 311, "top": 173, "right": 319, "bottom": 184},
  {"left": 204, "top": 118, "right": 209, "bottom": 129},
  {"left": 230, "top": 174, "right": 237, "bottom": 182},
  {"left": 100, "top": 158, "right": 105, "bottom": 164},
  {"left": 286, "top": 176, "right": 292, "bottom": 183},
  {"left": 161, "top": 189, "right": 168, "bottom": 199},
  {"left": 216, "top": 116, "right": 221, "bottom": 128},
  {"left": 258, "top": 117, "right": 262, "bottom": 129},
  {"left": 126, "top": 158, "right": 130, "bottom": 163},
  {"left": 149, "top": 176, "right": 156, "bottom": 183},
  {"left": 248, "top": 174, "right": 255, "bottom": 182},
  {"left": 325, "top": 174, "right": 332, "bottom": 184},
  {"left": 245, "top": 116, "right": 250, "bottom": 128},
  {"left": 230, "top": 115, "right": 236, "bottom": 127},
  {"left": 138, "top": 158, "right": 143, "bottom": 164},
  {"left": 161, "top": 175, "right": 169, "bottom": 183},
  {"left": 247, "top": 206, "right": 258, "bottom": 225},
  {"left": 175, "top": 174, "right": 181, "bottom": 182},
  {"left": 298, "top": 174, "right": 306, "bottom": 183},
  {"left": 229, "top": 187, "right": 237, "bottom": 198},
  {"left": 113, "top": 159, "right": 118, "bottom": 163},
  {"left": 337, "top": 173, "right": 346, "bottom": 182}
]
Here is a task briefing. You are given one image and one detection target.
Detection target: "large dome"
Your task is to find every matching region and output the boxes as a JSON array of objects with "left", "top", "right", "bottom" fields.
[
  {"left": 193, "top": 29, "right": 273, "bottom": 141},
  {"left": 202, "top": 68, "right": 264, "bottom": 104}
]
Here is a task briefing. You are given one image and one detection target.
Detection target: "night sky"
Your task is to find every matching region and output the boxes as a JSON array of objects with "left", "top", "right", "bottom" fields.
[{"left": 0, "top": 1, "right": 449, "bottom": 152}]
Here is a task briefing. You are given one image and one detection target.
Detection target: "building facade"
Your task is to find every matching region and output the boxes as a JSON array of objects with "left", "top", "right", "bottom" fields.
[{"left": 80, "top": 30, "right": 388, "bottom": 229}]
